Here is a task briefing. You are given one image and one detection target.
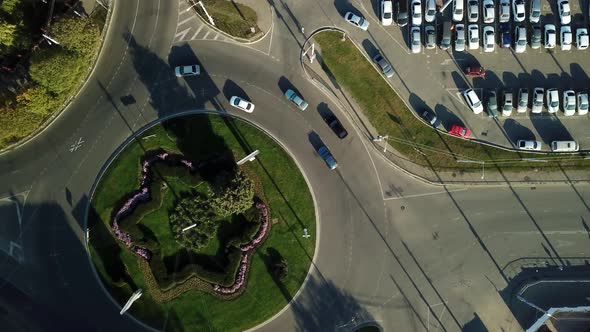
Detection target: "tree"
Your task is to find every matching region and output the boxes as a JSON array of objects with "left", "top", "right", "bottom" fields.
[
  {"left": 169, "top": 197, "right": 217, "bottom": 250},
  {"left": 210, "top": 170, "right": 254, "bottom": 217},
  {"left": 0, "top": 0, "right": 21, "bottom": 16},
  {"left": 49, "top": 17, "right": 100, "bottom": 56},
  {"left": 29, "top": 48, "right": 84, "bottom": 95},
  {"left": 0, "top": 20, "right": 17, "bottom": 48},
  {"left": 16, "top": 86, "right": 61, "bottom": 115}
]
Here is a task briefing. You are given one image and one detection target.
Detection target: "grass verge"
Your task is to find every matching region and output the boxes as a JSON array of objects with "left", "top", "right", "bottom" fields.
[
  {"left": 194, "top": 0, "right": 261, "bottom": 39},
  {"left": 313, "top": 31, "right": 590, "bottom": 172},
  {"left": 89, "top": 114, "right": 315, "bottom": 332}
]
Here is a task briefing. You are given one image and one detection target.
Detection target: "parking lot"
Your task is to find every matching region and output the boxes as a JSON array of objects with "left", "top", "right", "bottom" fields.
[{"left": 357, "top": 0, "right": 590, "bottom": 152}]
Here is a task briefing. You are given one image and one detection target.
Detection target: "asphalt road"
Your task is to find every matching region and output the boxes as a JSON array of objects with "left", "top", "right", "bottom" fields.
[{"left": 1, "top": 0, "right": 590, "bottom": 331}]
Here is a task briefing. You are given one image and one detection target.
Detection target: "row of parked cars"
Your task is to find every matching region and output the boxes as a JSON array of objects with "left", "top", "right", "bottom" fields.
[{"left": 463, "top": 87, "right": 590, "bottom": 116}]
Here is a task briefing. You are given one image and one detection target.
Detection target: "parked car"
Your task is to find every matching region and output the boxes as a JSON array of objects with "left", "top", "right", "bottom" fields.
[
  {"left": 344, "top": 12, "right": 369, "bottom": 30},
  {"left": 517, "top": 88, "right": 528, "bottom": 113},
  {"left": 449, "top": 124, "right": 471, "bottom": 138},
  {"left": 463, "top": 88, "right": 484, "bottom": 114},
  {"left": 530, "top": 0, "right": 541, "bottom": 23},
  {"left": 381, "top": 0, "right": 394, "bottom": 26},
  {"left": 483, "top": 26, "right": 495, "bottom": 52},
  {"left": 467, "top": 0, "right": 479, "bottom": 22},
  {"left": 229, "top": 96, "right": 255, "bottom": 113},
  {"left": 285, "top": 89, "right": 309, "bottom": 111},
  {"left": 514, "top": 25, "right": 527, "bottom": 53},
  {"left": 420, "top": 109, "right": 441, "bottom": 127},
  {"left": 411, "top": 0, "right": 423, "bottom": 26},
  {"left": 317, "top": 146, "right": 338, "bottom": 170},
  {"left": 487, "top": 91, "right": 498, "bottom": 117},
  {"left": 517, "top": 140, "right": 542, "bottom": 151},
  {"left": 465, "top": 66, "right": 486, "bottom": 77},
  {"left": 482, "top": 0, "right": 495, "bottom": 23},
  {"left": 544, "top": 24, "right": 556, "bottom": 49},
  {"left": 512, "top": 0, "right": 525, "bottom": 22},
  {"left": 396, "top": 0, "right": 409, "bottom": 26},
  {"left": 530, "top": 25, "right": 542, "bottom": 49},
  {"left": 532, "top": 87, "right": 544, "bottom": 113},
  {"left": 500, "top": 23, "right": 511, "bottom": 48},
  {"left": 373, "top": 53, "right": 394, "bottom": 78},
  {"left": 441, "top": 20, "right": 453, "bottom": 50},
  {"left": 499, "top": 0, "right": 510, "bottom": 23},
  {"left": 563, "top": 90, "right": 576, "bottom": 116},
  {"left": 425, "top": 0, "right": 436, "bottom": 22},
  {"left": 577, "top": 91, "right": 589, "bottom": 115},
  {"left": 455, "top": 24, "right": 466, "bottom": 51},
  {"left": 425, "top": 25, "right": 436, "bottom": 49},
  {"left": 468, "top": 24, "right": 479, "bottom": 50},
  {"left": 551, "top": 140, "right": 579, "bottom": 152},
  {"left": 502, "top": 90, "right": 513, "bottom": 116},
  {"left": 558, "top": 0, "right": 571, "bottom": 25},
  {"left": 576, "top": 28, "right": 589, "bottom": 50},
  {"left": 453, "top": 0, "right": 464, "bottom": 21},
  {"left": 175, "top": 64, "right": 200, "bottom": 77},
  {"left": 546, "top": 88, "right": 559, "bottom": 113},
  {"left": 324, "top": 115, "right": 348, "bottom": 138},
  {"left": 561, "top": 25, "right": 573, "bottom": 51},
  {"left": 411, "top": 26, "right": 422, "bottom": 53}
]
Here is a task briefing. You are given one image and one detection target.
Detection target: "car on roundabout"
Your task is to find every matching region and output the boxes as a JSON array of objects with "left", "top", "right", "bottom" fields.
[
  {"left": 285, "top": 89, "right": 309, "bottom": 111},
  {"left": 344, "top": 12, "right": 369, "bottom": 30},
  {"left": 324, "top": 115, "right": 348, "bottom": 138},
  {"left": 317, "top": 146, "right": 338, "bottom": 170},
  {"left": 373, "top": 53, "right": 394, "bottom": 78},
  {"left": 175, "top": 64, "right": 200, "bottom": 77},
  {"left": 229, "top": 96, "right": 255, "bottom": 113}
]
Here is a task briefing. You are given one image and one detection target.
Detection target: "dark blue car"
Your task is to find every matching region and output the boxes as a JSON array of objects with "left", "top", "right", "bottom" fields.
[
  {"left": 500, "top": 23, "right": 511, "bottom": 48},
  {"left": 317, "top": 146, "right": 338, "bottom": 170}
]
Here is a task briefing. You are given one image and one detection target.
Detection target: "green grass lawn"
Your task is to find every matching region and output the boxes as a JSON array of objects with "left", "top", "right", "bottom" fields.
[
  {"left": 195, "top": 0, "right": 261, "bottom": 39},
  {"left": 313, "top": 31, "right": 590, "bottom": 171},
  {"left": 89, "top": 114, "right": 315, "bottom": 332}
]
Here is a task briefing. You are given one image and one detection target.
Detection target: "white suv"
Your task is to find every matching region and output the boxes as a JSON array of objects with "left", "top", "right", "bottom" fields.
[
  {"left": 463, "top": 89, "right": 484, "bottom": 114},
  {"left": 381, "top": 0, "right": 394, "bottom": 26},
  {"left": 512, "top": 0, "right": 525, "bottom": 22},
  {"left": 483, "top": 0, "right": 495, "bottom": 23}
]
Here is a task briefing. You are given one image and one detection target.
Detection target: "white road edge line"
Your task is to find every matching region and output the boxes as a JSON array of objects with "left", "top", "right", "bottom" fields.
[{"left": 383, "top": 188, "right": 468, "bottom": 201}]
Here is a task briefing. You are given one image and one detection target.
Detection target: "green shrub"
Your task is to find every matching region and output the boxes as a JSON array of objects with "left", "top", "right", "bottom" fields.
[
  {"left": 16, "top": 85, "right": 61, "bottom": 116},
  {"left": 50, "top": 16, "right": 100, "bottom": 55},
  {"left": 210, "top": 170, "right": 254, "bottom": 217},
  {"left": 29, "top": 48, "right": 84, "bottom": 95}
]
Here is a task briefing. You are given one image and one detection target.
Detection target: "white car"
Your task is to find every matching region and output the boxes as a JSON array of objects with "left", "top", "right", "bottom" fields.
[
  {"left": 512, "top": 0, "right": 525, "bottom": 22},
  {"left": 514, "top": 25, "right": 526, "bottom": 53},
  {"left": 558, "top": 0, "right": 571, "bottom": 25},
  {"left": 455, "top": 24, "right": 466, "bottom": 52},
  {"left": 517, "top": 140, "right": 542, "bottom": 151},
  {"left": 499, "top": 0, "right": 510, "bottom": 23},
  {"left": 577, "top": 91, "right": 589, "bottom": 115},
  {"left": 229, "top": 96, "right": 255, "bottom": 113},
  {"left": 468, "top": 24, "right": 479, "bottom": 50},
  {"left": 381, "top": 0, "right": 394, "bottom": 26},
  {"left": 546, "top": 88, "right": 559, "bottom": 113},
  {"left": 467, "top": 0, "right": 479, "bottom": 22},
  {"left": 175, "top": 64, "right": 200, "bottom": 77},
  {"left": 561, "top": 25, "right": 572, "bottom": 51},
  {"left": 453, "top": 0, "right": 464, "bottom": 22},
  {"left": 483, "top": 26, "right": 495, "bottom": 52},
  {"left": 517, "top": 88, "right": 528, "bottom": 113},
  {"left": 532, "top": 88, "right": 544, "bottom": 113},
  {"left": 530, "top": 0, "right": 541, "bottom": 23},
  {"left": 482, "top": 0, "right": 495, "bottom": 23},
  {"left": 544, "top": 24, "right": 556, "bottom": 49},
  {"left": 502, "top": 91, "right": 513, "bottom": 116},
  {"left": 344, "top": 12, "right": 369, "bottom": 30},
  {"left": 411, "top": 0, "right": 422, "bottom": 26},
  {"left": 563, "top": 90, "right": 576, "bottom": 116},
  {"left": 463, "top": 89, "right": 484, "bottom": 114},
  {"left": 576, "top": 28, "right": 589, "bottom": 50},
  {"left": 425, "top": 0, "right": 436, "bottom": 22},
  {"left": 411, "top": 26, "right": 422, "bottom": 53}
]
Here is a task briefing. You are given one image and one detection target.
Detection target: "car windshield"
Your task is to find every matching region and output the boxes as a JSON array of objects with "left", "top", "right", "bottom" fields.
[
  {"left": 473, "top": 101, "right": 481, "bottom": 108},
  {"left": 384, "top": 13, "right": 392, "bottom": 19},
  {"left": 503, "top": 104, "right": 511, "bottom": 110},
  {"left": 427, "top": 9, "right": 435, "bottom": 15},
  {"left": 519, "top": 100, "right": 526, "bottom": 106},
  {"left": 581, "top": 102, "right": 589, "bottom": 109},
  {"left": 550, "top": 101, "right": 558, "bottom": 107},
  {"left": 456, "top": 9, "right": 463, "bottom": 14}
]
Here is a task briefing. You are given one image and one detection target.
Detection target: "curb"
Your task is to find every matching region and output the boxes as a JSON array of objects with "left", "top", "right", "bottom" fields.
[
  {"left": 300, "top": 28, "right": 590, "bottom": 186},
  {"left": 0, "top": 2, "right": 115, "bottom": 156},
  {"left": 85, "top": 110, "right": 321, "bottom": 332},
  {"left": 185, "top": 0, "right": 271, "bottom": 45}
]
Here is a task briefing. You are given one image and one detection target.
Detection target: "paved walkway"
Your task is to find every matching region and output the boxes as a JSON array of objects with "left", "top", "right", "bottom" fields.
[{"left": 302, "top": 31, "right": 590, "bottom": 185}]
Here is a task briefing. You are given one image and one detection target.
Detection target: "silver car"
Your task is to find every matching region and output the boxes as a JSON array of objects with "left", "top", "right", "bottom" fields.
[
  {"left": 467, "top": 0, "right": 479, "bottom": 23},
  {"left": 517, "top": 88, "right": 528, "bottom": 113},
  {"left": 577, "top": 91, "right": 589, "bottom": 115},
  {"left": 546, "top": 88, "right": 559, "bottom": 113},
  {"left": 455, "top": 24, "right": 466, "bottom": 51},
  {"left": 517, "top": 140, "right": 542, "bottom": 151},
  {"left": 530, "top": 25, "right": 542, "bottom": 49},
  {"left": 344, "top": 12, "right": 369, "bottom": 30},
  {"left": 563, "top": 90, "right": 576, "bottom": 116},
  {"left": 499, "top": 0, "right": 510, "bottom": 23},
  {"left": 482, "top": 0, "right": 495, "bottom": 23},
  {"left": 425, "top": 0, "right": 436, "bottom": 22},
  {"left": 483, "top": 26, "right": 495, "bottom": 52},
  {"left": 285, "top": 89, "right": 309, "bottom": 111},
  {"left": 468, "top": 24, "right": 479, "bottom": 50},
  {"left": 411, "top": 26, "right": 421, "bottom": 53},
  {"left": 514, "top": 25, "right": 526, "bottom": 53},
  {"left": 425, "top": 25, "right": 436, "bottom": 49},
  {"left": 373, "top": 53, "right": 394, "bottom": 78},
  {"left": 532, "top": 88, "right": 544, "bottom": 113}
]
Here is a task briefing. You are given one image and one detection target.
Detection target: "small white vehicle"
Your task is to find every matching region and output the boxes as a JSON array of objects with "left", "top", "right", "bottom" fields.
[
  {"left": 563, "top": 90, "right": 576, "bottom": 116},
  {"left": 482, "top": 0, "right": 495, "bottom": 23},
  {"left": 546, "top": 88, "right": 559, "bottom": 113},
  {"left": 381, "top": 0, "right": 394, "bottom": 26},
  {"left": 558, "top": 0, "right": 571, "bottom": 25},
  {"left": 468, "top": 24, "right": 479, "bottom": 50},
  {"left": 175, "top": 65, "right": 200, "bottom": 77},
  {"left": 531, "top": 88, "right": 544, "bottom": 113},
  {"left": 577, "top": 91, "right": 589, "bottom": 115},
  {"left": 344, "top": 12, "right": 369, "bottom": 30},
  {"left": 576, "top": 28, "right": 589, "bottom": 50},
  {"left": 517, "top": 140, "right": 542, "bottom": 151},
  {"left": 483, "top": 26, "right": 495, "bottom": 52},
  {"left": 229, "top": 96, "right": 255, "bottom": 113},
  {"left": 561, "top": 25, "right": 573, "bottom": 51},
  {"left": 463, "top": 89, "right": 484, "bottom": 114}
]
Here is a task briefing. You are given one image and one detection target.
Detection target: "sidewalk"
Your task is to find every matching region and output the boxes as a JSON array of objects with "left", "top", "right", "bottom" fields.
[{"left": 302, "top": 31, "right": 590, "bottom": 185}]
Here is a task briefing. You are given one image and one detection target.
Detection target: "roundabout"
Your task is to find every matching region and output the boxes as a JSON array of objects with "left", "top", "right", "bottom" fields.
[{"left": 88, "top": 113, "right": 316, "bottom": 331}]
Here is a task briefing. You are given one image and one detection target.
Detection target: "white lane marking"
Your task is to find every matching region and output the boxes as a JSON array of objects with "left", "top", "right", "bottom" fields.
[
  {"left": 203, "top": 30, "right": 211, "bottom": 39},
  {"left": 213, "top": 33, "right": 220, "bottom": 40},
  {"left": 383, "top": 188, "right": 468, "bottom": 201},
  {"left": 501, "top": 231, "right": 590, "bottom": 235},
  {"left": 178, "top": 16, "right": 194, "bottom": 26},
  {"left": 191, "top": 24, "right": 205, "bottom": 39},
  {"left": 174, "top": 27, "right": 191, "bottom": 41}
]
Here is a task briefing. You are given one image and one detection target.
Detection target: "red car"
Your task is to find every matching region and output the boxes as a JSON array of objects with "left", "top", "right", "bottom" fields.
[
  {"left": 449, "top": 125, "right": 471, "bottom": 138},
  {"left": 465, "top": 66, "right": 486, "bottom": 77}
]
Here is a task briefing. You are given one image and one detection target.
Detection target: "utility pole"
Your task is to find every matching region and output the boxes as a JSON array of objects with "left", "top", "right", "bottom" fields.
[{"left": 372, "top": 135, "right": 389, "bottom": 153}]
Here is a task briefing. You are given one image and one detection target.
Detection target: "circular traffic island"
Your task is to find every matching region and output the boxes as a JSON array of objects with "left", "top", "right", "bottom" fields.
[{"left": 88, "top": 113, "right": 316, "bottom": 331}]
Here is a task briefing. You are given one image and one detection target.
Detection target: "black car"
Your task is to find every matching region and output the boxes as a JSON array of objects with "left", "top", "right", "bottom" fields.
[
  {"left": 420, "top": 109, "right": 441, "bottom": 128},
  {"left": 395, "top": 0, "right": 408, "bottom": 27},
  {"left": 325, "top": 115, "right": 348, "bottom": 138}
]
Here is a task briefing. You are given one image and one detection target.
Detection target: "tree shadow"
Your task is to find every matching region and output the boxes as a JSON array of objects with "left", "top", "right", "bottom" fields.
[{"left": 502, "top": 118, "right": 536, "bottom": 143}]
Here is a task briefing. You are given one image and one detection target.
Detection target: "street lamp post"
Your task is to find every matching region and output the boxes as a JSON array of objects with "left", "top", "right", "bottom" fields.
[{"left": 372, "top": 135, "right": 389, "bottom": 153}]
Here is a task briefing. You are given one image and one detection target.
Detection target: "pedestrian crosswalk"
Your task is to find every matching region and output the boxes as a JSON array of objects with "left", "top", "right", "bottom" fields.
[{"left": 173, "top": 0, "right": 231, "bottom": 44}]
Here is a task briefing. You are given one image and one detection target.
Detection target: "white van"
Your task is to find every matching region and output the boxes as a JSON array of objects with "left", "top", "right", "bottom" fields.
[
  {"left": 453, "top": 0, "right": 464, "bottom": 22},
  {"left": 551, "top": 140, "right": 579, "bottom": 152}
]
